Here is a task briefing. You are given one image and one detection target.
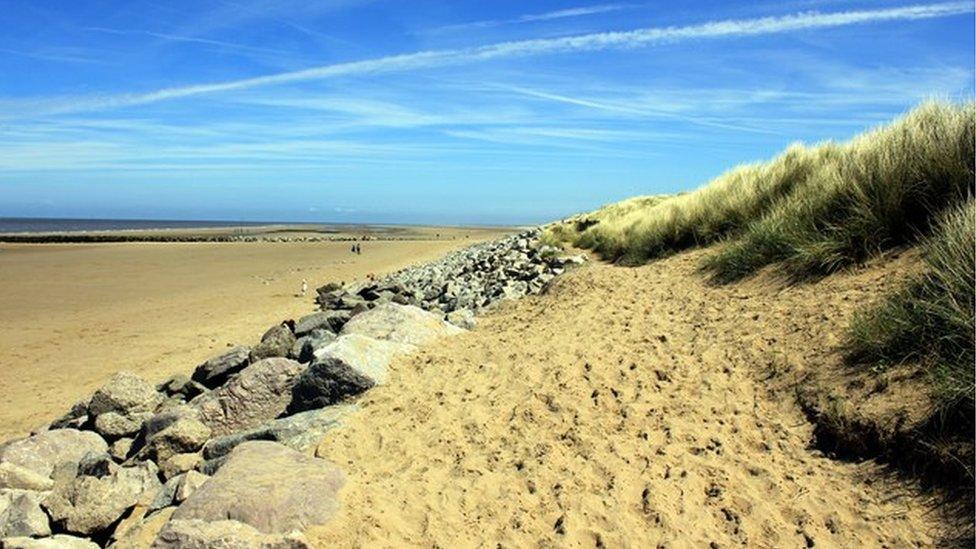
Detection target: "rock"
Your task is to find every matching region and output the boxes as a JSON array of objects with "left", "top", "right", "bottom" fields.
[
  {"left": 286, "top": 359, "right": 374, "bottom": 414},
  {"left": 293, "top": 311, "right": 348, "bottom": 337},
  {"left": 158, "top": 374, "right": 208, "bottom": 400},
  {"left": 49, "top": 402, "right": 89, "bottom": 430},
  {"left": 0, "top": 429, "right": 107, "bottom": 479},
  {"left": 191, "top": 346, "right": 251, "bottom": 389},
  {"left": 249, "top": 324, "right": 296, "bottom": 362},
  {"left": 1, "top": 534, "right": 99, "bottom": 548},
  {"left": 110, "top": 438, "right": 134, "bottom": 462},
  {"left": 289, "top": 329, "right": 337, "bottom": 363},
  {"left": 153, "top": 519, "right": 310, "bottom": 548},
  {"left": 112, "top": 506, "right": 175, "bottom": 548},
  {"left": 175, "top": 471, "right": 209, "bottom": 503},
  {"left": 149, "top": 475, "right": 181, "bottom": 512},
  {"left": 0, "top": 463, "right": 53, "bottom": 491},
  {"left": 446, "top": 308, "right": 477, "bottom": 330},
  {"left": 0, "top": 491, "right": 50, "bottom": 538},
  {"left": 94, "top": 411, "right": 148, "bottom": 440},
  {"left": 313, "top": 334, "right": 413, "bottom": 386},
  {"left": 191, "top": 358, "right": 306, "bottom": 437},
  {"left": 88, "top": 372, "right": 163, "bottom": 418},
  {"left": 141, "top": 406, "right": 199, "bottom": 441},
  {"left": 203, "top": 405, "right": 356, "bottom": 461},
  {"left": 43, "top": 461, "right": 162, "bottom": 536},
  {"left": 143, "top": 417, "right": 211, "bottom": 464},
  {"left": 340, "top": 303, "right": 463, "bottom": 346},
  {"left": 159, "top": 453, "right": 202, "bottom": 480},
  {"left": 77, "top": 452, "right": 114, "bottom": 478},
  {"left": 172, "top": 441, "right": 344, "bottom": 534}
]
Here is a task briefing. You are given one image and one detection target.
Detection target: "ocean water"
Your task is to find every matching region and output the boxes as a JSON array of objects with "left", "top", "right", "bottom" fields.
[{"left": 0, "top": 217, "right": 284, "bottom": 234}]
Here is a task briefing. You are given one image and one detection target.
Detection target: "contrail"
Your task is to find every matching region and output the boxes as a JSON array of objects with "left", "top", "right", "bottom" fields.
[{"left": 16, "top": 2, "right": 973, "bottom": 116}]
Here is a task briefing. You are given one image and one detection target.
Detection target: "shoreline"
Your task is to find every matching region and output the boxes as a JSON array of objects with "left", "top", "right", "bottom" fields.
[{"left": 0, "top": 226, "right": 513, "bottom": 439}]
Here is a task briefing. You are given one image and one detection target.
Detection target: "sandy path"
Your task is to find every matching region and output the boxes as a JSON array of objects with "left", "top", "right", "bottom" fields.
[
  {"left": 311, "top": 250, "right": 941, "bottom": 547},
  {"left": 0, "top": 229, "right": 509, "bottom": 439}
]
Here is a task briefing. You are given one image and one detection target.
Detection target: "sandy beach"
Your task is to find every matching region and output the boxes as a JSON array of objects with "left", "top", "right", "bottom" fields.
[{"left": 0, "top": 225, "right": 511, "bottom": 439}]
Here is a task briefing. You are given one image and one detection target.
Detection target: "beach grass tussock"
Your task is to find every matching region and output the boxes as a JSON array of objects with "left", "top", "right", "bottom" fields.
[
  {"left": 846, "top": 199, "right": 975, "bottom": 425},
  {"left": 549, "top": 101, "right": 974, "bottom": 281}
]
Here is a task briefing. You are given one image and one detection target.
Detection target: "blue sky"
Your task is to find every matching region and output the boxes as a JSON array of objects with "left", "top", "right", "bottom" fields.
[{"left": 0, "top": 1, "right": 973, "bottom": 225}]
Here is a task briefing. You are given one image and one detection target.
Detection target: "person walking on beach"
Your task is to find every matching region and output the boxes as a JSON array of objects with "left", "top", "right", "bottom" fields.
[
  {"left": 301, "top": 278, "right": 307, "bottom": 296},
  {"left": 356, "top": 244, "right": 361, "bottom": 255}
]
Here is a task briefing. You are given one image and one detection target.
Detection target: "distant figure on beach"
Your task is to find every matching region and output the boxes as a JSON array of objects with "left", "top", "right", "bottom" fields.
[
  {"left": 351, "top": 243, "right": 356, "bottom": 253},
  {"left": 356, "top": 244, "right": 362, "bottom": 255},
  {"left": 301, "top": 278, "right": 307, "bottom": 296}
]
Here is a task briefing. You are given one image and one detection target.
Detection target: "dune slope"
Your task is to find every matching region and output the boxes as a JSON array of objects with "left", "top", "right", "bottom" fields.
[{"left": 311, "top": 251, "right": 944, "bottom": 546}]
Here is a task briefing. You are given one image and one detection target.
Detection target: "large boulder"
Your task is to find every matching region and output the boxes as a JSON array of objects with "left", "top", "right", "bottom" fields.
[
  {"left": 88, "top": 372, "right": 163, "bottom": 417},
  {"left": 43, "top": 461, "right": 162, "bottom": 536},
  {"left": 250, "top": 324, "right": 296, "bottom": 362},
  {"left": 191, "top": 346, "right": 251, "bottom": 389},
  {"left": 172, "top": 441, "right": 344, "bottom": 534},
  {"left": 293, "top": 311, "right": 349, "bottom": 337},
  {"left": 0, "top": 490, "right": 50, "bottom": 538},
  {"left": 0, "top": 463, "right": 53, "bottom": 491},
  {"left": 313, "top": 334, "right": 414, "bottom": 386},
  {"left": 289, "top": 329, "right": 336, "bottom": 364},
  {"left": 158, "top": 374, "right": 208, "bottom": 400},
  {"left": 153, "top": 519, "right": 310, "bottom": 548},
  {"left": 1, "top": 534, "right": 99, "bottom": 548},
  {"left": 191, "top": 358, "right": 306, "bottom": 437},
  {"left": 111, "top": 506, "right": 175, "bottom": 549},
  {"left": 0, "top": 429, "right": 107, "bottom": 479},
  {"left": 143, "top": 416, "right": 211, "bottom": 464},
  {"left": 202, "top": 405, "right": 356, "bottom": 462},
  {"left": 286, "top": 359, "right": 374, "bottom": 414},
  {"left": 340, "top": 303, "right": 463, "bottom": 346},
  {"left": 94, "top": 411, "right": 150, "bottom": 440}
]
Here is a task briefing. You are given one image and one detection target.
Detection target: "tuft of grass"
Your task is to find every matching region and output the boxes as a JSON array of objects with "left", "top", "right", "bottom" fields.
[
  {"left": 558, "top": 101, "right": 975, "bottom": 282},
  {"left": 846, "top": 200, "right": 975, "bottom": 422}
]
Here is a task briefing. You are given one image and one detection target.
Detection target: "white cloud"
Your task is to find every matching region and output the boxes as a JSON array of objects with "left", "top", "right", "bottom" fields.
[{"left": 6, "top": 1, "right": 971, "bottom": 118}]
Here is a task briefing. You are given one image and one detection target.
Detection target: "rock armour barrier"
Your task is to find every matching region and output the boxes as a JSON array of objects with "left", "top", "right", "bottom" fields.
[{"left": 0, "top": 229, "right": 584, "bottom": 547}]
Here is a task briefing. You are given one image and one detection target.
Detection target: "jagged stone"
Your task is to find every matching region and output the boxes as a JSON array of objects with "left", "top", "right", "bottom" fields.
[
  {"left": 313, "top": 334, "right": 413, "bottom": 386},
  {"left": 0, "top": 429, "right": 107, "bottom": 479},
  {"left": 0, "top": 463, "right": 53, "bottom": 491},
  {"left": 88, "top": 372, "right": 163, "bottom": 417},
  {"left": 286, "top": 359, "right": 374, "bottom": 414},
  {"left": 191, "top": 358, "right": 306, "bottom": 437},
  {"left": 0, "top": 490, "right": 50, "bottom": 538},
  {"left": 249, "top": 324, "right": 296, "bottom": 362},
  {"left": 172, "top": 441, "right": 343, "bottom": 534},
  {"left": 340, "top": 303, "right": 463, "bottom": 346},
  {"left": 153, "top": 518, "right": 310, "bottom": 548},
  {"left": 191, "top": 346, "right": 251, "bottom": 389},
  {"left": 203, "top": 405, "right": 355, "bottom": 461},
  {"left": 1, "top": 534, "right": 99, "bottom": 548}
]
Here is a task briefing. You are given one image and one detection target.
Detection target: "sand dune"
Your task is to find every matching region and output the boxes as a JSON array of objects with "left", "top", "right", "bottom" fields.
[
  {"left": 0, "top": 227, "right": 510, "bottom": 439},
  {"left": 310, "top": 250, "right": 940, "bottom": 546}
]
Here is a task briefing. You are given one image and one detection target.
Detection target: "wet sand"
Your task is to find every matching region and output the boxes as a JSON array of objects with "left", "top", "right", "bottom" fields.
[{"left": 0, "top": 225, "right": 511, "bottom": 439}]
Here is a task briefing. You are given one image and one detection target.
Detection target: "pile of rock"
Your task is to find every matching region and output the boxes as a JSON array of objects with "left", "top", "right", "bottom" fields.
[
  {"left": 0, "top": 231, "right": 585, "bottom": 547},
  {"left": 0, "top": 302, "right": 463, "bottom": 547},
  {"left": 316, "top": 228, "right": 585, "bottom": 329}
]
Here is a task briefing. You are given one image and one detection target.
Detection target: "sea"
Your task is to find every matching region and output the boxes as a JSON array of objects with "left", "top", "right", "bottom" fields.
[{"left": 0, "top": 217, "right": 290, "bottom": 234}]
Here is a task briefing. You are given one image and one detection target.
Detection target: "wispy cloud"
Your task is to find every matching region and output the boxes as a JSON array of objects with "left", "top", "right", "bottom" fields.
[
  {"left": 84, "top": 27, "right": 296, "bottom": 58},
  {"left": 5, "top": 1, "right": 971, "bottom": 118},
  {"left": 434, "top": 3, "right": 633, "bottom": 32},
  {"left": 0, "top": 46, "right": 104, "bottom": 65}
]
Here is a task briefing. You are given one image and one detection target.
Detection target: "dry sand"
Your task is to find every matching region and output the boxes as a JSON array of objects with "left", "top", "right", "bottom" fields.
[
  {"left": 311, "top": 249, "right": 943, "bottom": 547},
  {"left": 0, "top": 226, "right": 511, "bottom": 439}
]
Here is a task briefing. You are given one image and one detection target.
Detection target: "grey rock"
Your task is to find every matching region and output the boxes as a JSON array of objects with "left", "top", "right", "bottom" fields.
[
  {"left": 1, "top": 534, "right": 99, "bottom": 548},
  {"left": 49, "top": 402, "right": 89, "bottom": 430},
  {"left": 203, "top": 405, "right": 355, "bottom": 461},
  {"left": 293, "top": 311, "right": 348, "bottom": 337},
  {"left": 340, "top": 303, "right": 463, "bottom": 346},
  {"left": 0, "top": 463, "right": 53, "bottom": 491},
  {"left": 43, "top": 461, "right": 162, "bottom": 536},
  {"left": 191, "top": 358, "right": 306, "bottom": 437},
  {"left": 191, "top": 346, "right": 251, "bottom": 389},
  {"left": 172, "top": 441, "right": 344, "bottom": 534},
  {"left": 175, "top": 470, "right": 208, "bottom": 503},
  {"left": 94, "top": 411, "right": 148, "bottom": 440},
  {"left": 446, "top": 308, "right": 477, "bottom": 330},
  {"left": 77, "top": 451, "right": 114, "bottom": 478},
  {"left": 153, "top": 519, "right": 310, "bottom": 548},
  {"left": 289, "top": 329, "right": 336, "bottom": 363},
  {"left": 0, "top": 429, "right": 107, "bottom": 479},
  {"left": 109, "top": 438, "right": 134, "bottom": 462},
  {"left": 250, "top": 324, "right": 296, "bottom": 362},
  {"left": 143, "top": 416, "right": 210, "bottom": 464},
  {"left": 88, "top": 372, "right": 163, "bottom": 418},
  {"left": 313, "top": 334, "right": 413, "bottom": 386},
  {"left": 141, "top": 406, "right": 199, "bottom": 441},
  {"left": 286, "top": 359, "right": 374, "bottom": 414},
  {"left": 0, "top": 490, "right": 50, "bottom": 538},
  {"left": 158, "top": 374, "right": 208, "bottom": 400},
  {"left": 158, "top": 453, "right": 202, "bottom": 480}
]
